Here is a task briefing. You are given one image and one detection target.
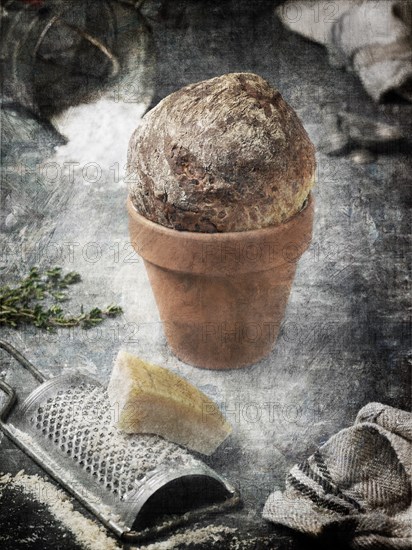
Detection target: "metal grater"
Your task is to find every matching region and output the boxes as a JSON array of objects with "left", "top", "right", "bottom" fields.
[{"left": 0, "top": 341, "right": 240, "bottom": 542}]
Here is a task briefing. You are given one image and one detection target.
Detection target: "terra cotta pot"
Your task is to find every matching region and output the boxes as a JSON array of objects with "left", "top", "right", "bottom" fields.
[{"left": 127, "top": 195, "right": 314, "bottom": 370}]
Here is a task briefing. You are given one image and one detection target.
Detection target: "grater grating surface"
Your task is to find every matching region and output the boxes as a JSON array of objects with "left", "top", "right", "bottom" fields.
[
  {"left": 0, "top": 342, "right": 240, "bottom": 542},
  {"left": 24, "top": 377, "right": 200, "bottom": 498}
]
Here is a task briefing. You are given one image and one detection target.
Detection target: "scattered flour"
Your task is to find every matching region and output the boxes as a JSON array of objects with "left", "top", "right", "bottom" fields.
[
  {"left": 0, "top": 471, "right": 120, "bottom": 550},
  {"left": 51, "top": 98, "right": 147, "bottom": 182},
  {"left": 0, "top": 471, "right": 243, "bottom": 550},
  {"left": 140, "top": 525, "right": 238, "bottom": 550},
  {"left": 139, "top": 528, "right": 273, "bottom": 550}
]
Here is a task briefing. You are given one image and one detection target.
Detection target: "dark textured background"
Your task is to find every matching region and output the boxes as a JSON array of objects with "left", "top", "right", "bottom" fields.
[{"left": 0, "top": 0, "right": 411, "bottom": 548}]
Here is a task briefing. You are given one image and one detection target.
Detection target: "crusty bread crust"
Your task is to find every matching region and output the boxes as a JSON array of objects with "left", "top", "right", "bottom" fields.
[{"left": 127, "top": 73, "right": 315, "bottom": 232}]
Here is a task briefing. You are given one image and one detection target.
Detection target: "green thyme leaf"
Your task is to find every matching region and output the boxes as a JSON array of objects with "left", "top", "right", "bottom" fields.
[{"left": 0, "top": 267, "right": 123, "bottom": 331}]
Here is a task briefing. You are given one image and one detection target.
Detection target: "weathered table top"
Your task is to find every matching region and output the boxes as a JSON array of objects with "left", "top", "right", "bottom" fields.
[{"left": 1, "top": 1, "right": 410, "bottom": 548}]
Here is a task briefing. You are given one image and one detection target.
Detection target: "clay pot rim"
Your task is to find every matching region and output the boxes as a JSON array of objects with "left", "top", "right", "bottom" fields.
[
  {"left": 128, "top": 194, "right": 314, "bottom": 275},
  {"left": 127, "top": 193, "right": 313, "bottom": 241}
]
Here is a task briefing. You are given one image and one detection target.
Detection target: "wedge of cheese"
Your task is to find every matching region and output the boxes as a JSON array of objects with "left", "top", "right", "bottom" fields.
[{"left": 107, "top": 350, "right": 232, "bottom": 455}]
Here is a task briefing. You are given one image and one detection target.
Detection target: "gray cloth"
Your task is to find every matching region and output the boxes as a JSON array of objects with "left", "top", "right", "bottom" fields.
[
  {"left": 263, "top": 403, "right": 412, "bottom": 549},
  {"left": 277, "top": 1, "right": 412, "bottom": 102}
]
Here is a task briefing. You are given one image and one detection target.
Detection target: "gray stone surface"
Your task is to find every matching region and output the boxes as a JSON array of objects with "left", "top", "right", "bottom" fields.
[{"left": 1, "top": 0, "right": 411, "bottom": 548}]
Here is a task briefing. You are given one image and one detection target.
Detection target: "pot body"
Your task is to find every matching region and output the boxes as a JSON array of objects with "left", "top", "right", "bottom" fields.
[{"left": 128, "top": 195, "right": 314, "bottom": 370}]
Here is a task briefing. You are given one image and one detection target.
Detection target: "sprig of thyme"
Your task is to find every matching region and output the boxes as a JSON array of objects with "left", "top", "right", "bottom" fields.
[{"left": 0, "top": 267, "right": 123, "bottom": 331}]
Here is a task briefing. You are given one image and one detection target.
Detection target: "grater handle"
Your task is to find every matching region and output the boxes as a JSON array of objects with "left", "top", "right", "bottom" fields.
[
  {"left": 0, "top": 340, "right": 48, "bottom": 383},
  {"left": 0, "top": 378, "right": 16, "bottom": 424},
  {"left": 0, "top": 339, "right": 48, "bottom": 424}
]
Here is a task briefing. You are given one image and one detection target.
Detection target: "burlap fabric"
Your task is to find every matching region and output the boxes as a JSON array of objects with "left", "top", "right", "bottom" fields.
[
  {"left": 263, "top": 403, "right": 412, "bottom": 549},
  {"left": 277, "top": 1, "right": 412, "bottom": 102}
]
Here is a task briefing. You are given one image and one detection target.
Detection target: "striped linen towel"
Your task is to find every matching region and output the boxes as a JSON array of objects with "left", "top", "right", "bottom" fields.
[{"left": 263, "top": 403, "right": 412, "bottom": 549}]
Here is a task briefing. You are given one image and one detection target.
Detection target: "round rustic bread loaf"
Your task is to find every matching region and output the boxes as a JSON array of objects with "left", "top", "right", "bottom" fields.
[{"left": 127, "top": 73, "right": 315, "bottom": 232}]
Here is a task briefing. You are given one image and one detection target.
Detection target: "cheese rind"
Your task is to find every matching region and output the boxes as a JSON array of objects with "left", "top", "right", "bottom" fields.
[{"left": 107, "top": 350, "right": 232, "bottom": 455}]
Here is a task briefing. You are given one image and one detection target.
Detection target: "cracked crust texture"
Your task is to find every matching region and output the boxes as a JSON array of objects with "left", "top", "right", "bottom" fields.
[{"left": 127, "top": 73, "right": 316, "bottom": 232}]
